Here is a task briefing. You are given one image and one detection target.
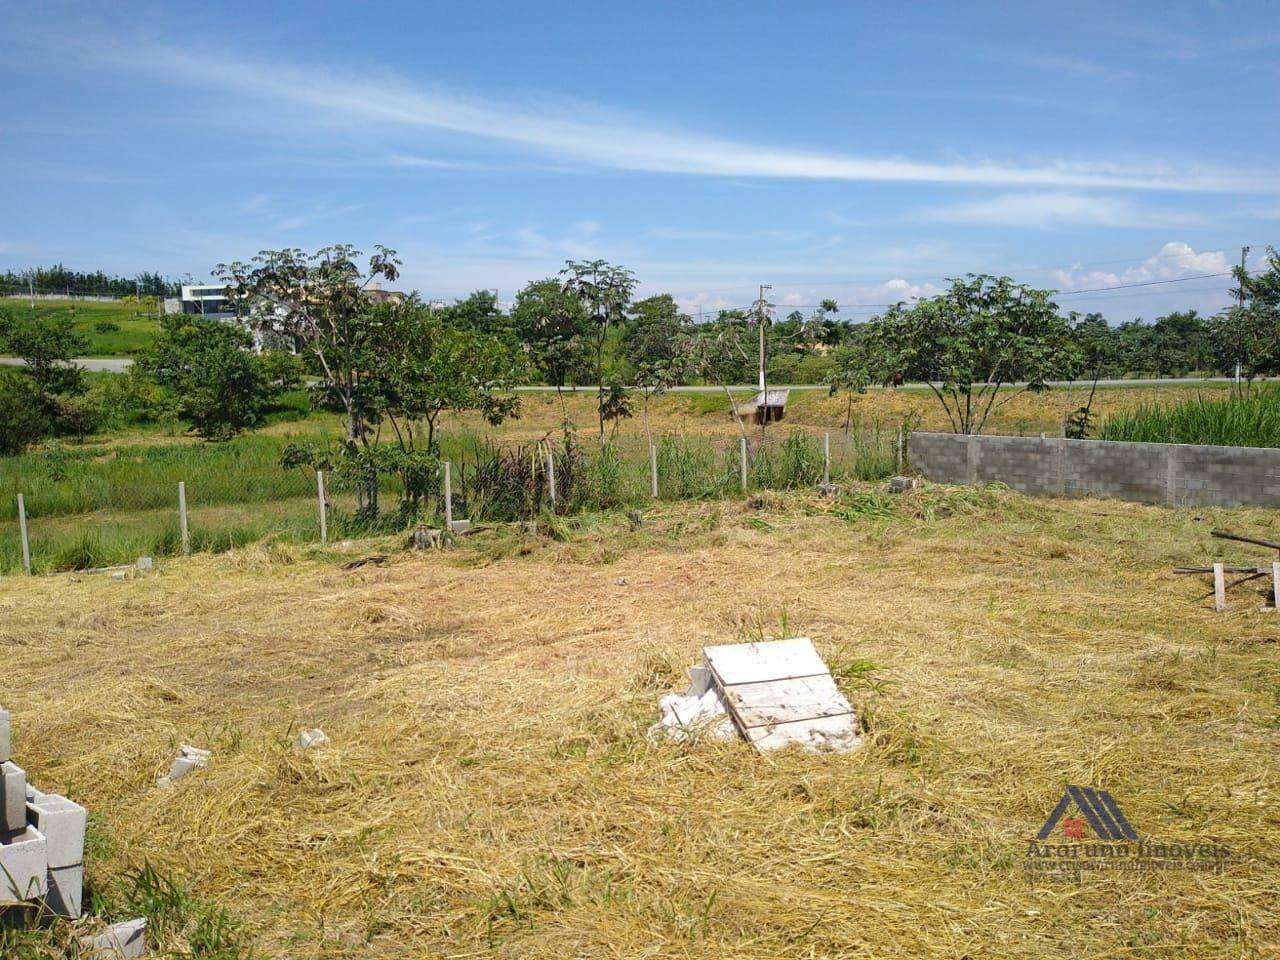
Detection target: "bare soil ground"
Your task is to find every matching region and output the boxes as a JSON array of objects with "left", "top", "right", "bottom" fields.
[{"left": 3, "top": 483, "right": 1278, "bottom": 958}]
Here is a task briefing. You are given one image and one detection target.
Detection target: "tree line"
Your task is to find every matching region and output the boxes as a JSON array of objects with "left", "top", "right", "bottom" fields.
[
  {"left": 2, "top": 245, "right": 1277, "bottom": 522},
  {"left": 0, "top": 265, "right": 179, "bottom": 298}
]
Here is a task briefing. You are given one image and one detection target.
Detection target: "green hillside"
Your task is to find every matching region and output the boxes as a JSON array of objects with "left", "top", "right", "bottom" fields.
[{"left": 1, "top": 297, "right": 160, "bottom": 357}]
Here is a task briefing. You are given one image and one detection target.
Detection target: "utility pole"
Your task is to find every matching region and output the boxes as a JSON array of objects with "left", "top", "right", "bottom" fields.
[
  {"left": 1236, "top": 245, "right": 1250, "bottom": 388},
  {"left": 752, "top": 284, "right": 773, "bottom": 442}
]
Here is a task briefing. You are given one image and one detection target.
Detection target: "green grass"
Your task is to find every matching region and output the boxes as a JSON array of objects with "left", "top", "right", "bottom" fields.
[
  {"left": 1097, "top": 387, "right": 1280, "bottom": 447},
  {"left": 2, "top": 298, "right": 159, "bottom": 357},
  {"left": 0, "top": 426, "right": 900, "bottom": 573}
]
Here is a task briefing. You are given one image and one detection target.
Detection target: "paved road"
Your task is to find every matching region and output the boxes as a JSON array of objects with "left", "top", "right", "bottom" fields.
[
  {"left": 0, "top": 357, "right": 1261, "bottom": 390},
  {"left": 0, "top": 356, "right": 134, "bottom": 373}
]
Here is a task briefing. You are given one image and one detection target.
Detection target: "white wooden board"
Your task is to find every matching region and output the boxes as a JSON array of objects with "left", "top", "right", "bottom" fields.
[
  {"left": 702, "top": 637, "right": 827, "bottom": 686},
  {"left": 703, "top": 637, "right": 862, "bottom": 753},
  {"left": 720, "top": 674, "right": 853, "bottom": 728}
]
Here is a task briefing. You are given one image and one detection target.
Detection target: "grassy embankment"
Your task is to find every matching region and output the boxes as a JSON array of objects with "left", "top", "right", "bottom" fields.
[
  {"left": 1099, "top": 387, "right": 1280, "bottom": 447},
  {"left": 1, "top": 298, "right": 160, "bottom": 356},
  {"left": 0, "top": 382, "right": 1242, "bottom": 574}
]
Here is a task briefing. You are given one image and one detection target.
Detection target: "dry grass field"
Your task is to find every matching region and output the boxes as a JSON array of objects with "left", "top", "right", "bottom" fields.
[{"left": 3, "top": 480, "right": 1279, "bottom": 958}]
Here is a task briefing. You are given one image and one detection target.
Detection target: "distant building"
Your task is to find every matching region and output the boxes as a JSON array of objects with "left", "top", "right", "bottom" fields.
[
  {"left": 163, "top": 284, "right": 236, "bottom": 318},
  {"left": 366, "top": 281, "right": 406, "bottom": 304}
]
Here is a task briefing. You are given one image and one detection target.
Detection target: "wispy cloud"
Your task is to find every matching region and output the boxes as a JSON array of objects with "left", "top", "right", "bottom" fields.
[
  {"left": 67, "top": 39, "right": 1280, "bottom": 195},
  {"left": 917, "top": 191, "right": 1205, "bottom": 229},
  {"left": 1004, "top": 50, "right": 1131, "bottom": 80}
]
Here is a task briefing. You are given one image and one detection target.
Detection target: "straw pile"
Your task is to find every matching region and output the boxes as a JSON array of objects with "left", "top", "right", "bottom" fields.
[{"left": 1, "top": 484, "right": 1277, "bottom": 958}]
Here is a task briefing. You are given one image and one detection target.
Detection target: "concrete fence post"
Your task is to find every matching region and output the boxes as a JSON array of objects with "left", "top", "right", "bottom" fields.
[
  {"left": 1165, "top": 444, "right": 1177, "bottom": 507},
  {"left": 897, "top": 427, "right": 905, "bottom": 473},
  {"left": 823, "top": 432, "right": 831, "bottom": 485},
  {"left": 739, "top": 437, "right": 749, "bottom": 492},
  {"left": 649, "top": 442, "right": 659, "bottom": 499},
  {"left": 17, "top": 493, "right": 31, "bottom": 575},
  {"left": 1057, "top": 438, "right": 1067, "bottom": 496},
  {"left": 443, "top": 461, "right": 453, "bottom": 529},
  {"left": 178, "top": 481, "right": 190, "bottom": 555},
  {"left": 965, "top": 434, "right": 978, "bottom": 485},
  {"left": 316, "top": 470, "right": 328, "bottom": 546},
  {"left": 546, "top": 445, "right": 557, "bottom": 508}
]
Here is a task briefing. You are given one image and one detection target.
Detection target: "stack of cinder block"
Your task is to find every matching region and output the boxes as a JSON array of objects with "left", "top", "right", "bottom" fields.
[{"left": 0, "top": 704, "right": 87, "bottom": 918}]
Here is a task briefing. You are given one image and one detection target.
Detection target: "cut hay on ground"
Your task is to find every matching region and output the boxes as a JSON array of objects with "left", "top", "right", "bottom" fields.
[{"left": 2, "top": 484, "right": 1278, "bottom": 958}]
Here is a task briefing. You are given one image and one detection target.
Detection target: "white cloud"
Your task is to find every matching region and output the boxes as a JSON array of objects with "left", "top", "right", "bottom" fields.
[
  {"left": 1050, "top": 241, "right": 1231, "bottom": 291},
  {"left": 76, "top": 40, "right": 1280, "bottom": 194},
  {"left": 918, "top": 192, "right": 1203, "bottom": 229}
]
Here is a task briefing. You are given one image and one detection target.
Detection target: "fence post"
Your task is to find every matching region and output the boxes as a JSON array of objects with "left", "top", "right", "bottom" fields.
[
  {"left": 823, "top": 432, "right": 831, "bottom": 485},
  {"left": 649, "top": 441, "right": 659, "bottom": 498},
  {"left": 897, "top": 426, "right": 905, "bottom": 473},
  {"left": 178, "top": 481, "right": 190, "bottom": 555},
  {"left": 739, "top": 437, "right": 749, "bottom": 492},
  {"left": 546, "top": 445, "right": 557, "bottom": 509},
  {"left": 443, "top": 460, "right": 453, "bottom": 529},
  {"left": 317, "top": 470, "right": 328, "bottom": 546},
  {"left": 1213, "top": 562, "right": 1226, "bottom": 612},
  {"left": 17, "top": 493, "right": 31, "bottom": 575}
]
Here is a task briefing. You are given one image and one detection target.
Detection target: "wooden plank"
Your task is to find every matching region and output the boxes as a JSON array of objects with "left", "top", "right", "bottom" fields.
[
  {"left": 703, "top": 637, "right": 827, "bottom": 686},
  {"left": 720, "top": 674, "right": 853, "bottom": 729},
  {"left": 743, "top": 713, "right": 861, "bottom": 752}
]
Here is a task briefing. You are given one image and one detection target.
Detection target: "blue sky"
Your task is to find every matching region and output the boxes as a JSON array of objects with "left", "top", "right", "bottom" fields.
[{"left": 3, "top": 0, "right": 1278, "bottom": 321}]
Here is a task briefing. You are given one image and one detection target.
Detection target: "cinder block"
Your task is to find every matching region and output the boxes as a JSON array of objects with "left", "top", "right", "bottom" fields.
[
  {"left": 158, "top": 744, "right": 211, "bottom": 787},
  {"left": 1, "top": 761, "right": 27, "bottom": 833},
  {"left": 43, "top": 863, "right": 83, "bottom": 918},
  {"left": 80, "top": 918, "right": 147, "bottom": 959},
  {"left": 448, "top": 519, "right": 472, "bottom": 536},
  {"left": 295, "top": 728, "right": 328, "bottom": 749},
  {"left": 0, "top": 826, "right": 48, "bottom": 901},
  {"left": 25, "top": 794, "right": 86, "bottom": 868},
  {"left": 0, "top": 707, "right": 9, "bottom": 763}
]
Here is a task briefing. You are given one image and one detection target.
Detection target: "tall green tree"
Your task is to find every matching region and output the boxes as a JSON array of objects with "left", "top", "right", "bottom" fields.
[
  {"left": 0, "top": 305, "right": 92, "bottom": 448},
  {"left": 865, "top": 275, "right": 1078, "bottom": 434},
  {"left": 140, "top": 314, "right": 273, "bottom": 440},
  {"left": 1211, "top": 246, "right": 1280, "bottom": 386},
  {"left": 559, "top": 259, "right": 636, "bottom": 443},
  {"left": 510, "top": 278, "right": 592, "bottom": 423},
  {"left": 624, "top": 294, "right": 691, "bottom": 443},
  {"left": 216, "top": 245, "right": 401, "bottom": 513}
]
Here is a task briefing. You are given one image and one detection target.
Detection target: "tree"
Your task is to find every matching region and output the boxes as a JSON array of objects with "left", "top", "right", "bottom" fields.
[
  {"left": 1211, "top": 246, "right": 1280, "bottom": 386},
  {"left": 140, "top": 314, "right": 273, "bottom": 440},
  {"left": 215, "top": 245, "right": 401, "bottom": 513},
  {"left": 0, "top": 305, "right": 91, "bottom": 447},
  {"left": 0, "top": 373, "right": 50, "bottom": 455},
  {"left": 559, "top": 259, "right": 637, "bottom": 443},
  {"left": 510, "top": 278, "right": 592, "bottom": 423},
  {"left": 688, "top": 311, "right": 755, "bottom": 440},
  {"left": 1063, "top": 312, "right": 1111, "bottom": 439},
  {"left": 624, "top": 294, "right": 691, "bottom": 444},
  {"left": 824, "top": 339, "right": 875, "bottom": 436},
  {"left": 284, "top": 297, "right": 526, "bottom": 519},
  {"left": 864, "top": 275, "right": 1078, "bottom": 435}
]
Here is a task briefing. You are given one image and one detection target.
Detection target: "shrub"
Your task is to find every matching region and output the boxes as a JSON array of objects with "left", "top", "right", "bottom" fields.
[{"left": 0, "top": 372, "right": 50, "bottom": 455}]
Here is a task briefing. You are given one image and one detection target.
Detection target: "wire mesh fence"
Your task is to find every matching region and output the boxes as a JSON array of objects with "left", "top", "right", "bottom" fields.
[{"left": 0, "top": 425, "right": 907, "bottom": 574}]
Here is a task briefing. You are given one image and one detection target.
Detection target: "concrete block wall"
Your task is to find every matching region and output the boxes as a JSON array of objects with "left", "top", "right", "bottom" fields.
[{"left": 908, "top": 432, "right": 1280, "bottom": 509}]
